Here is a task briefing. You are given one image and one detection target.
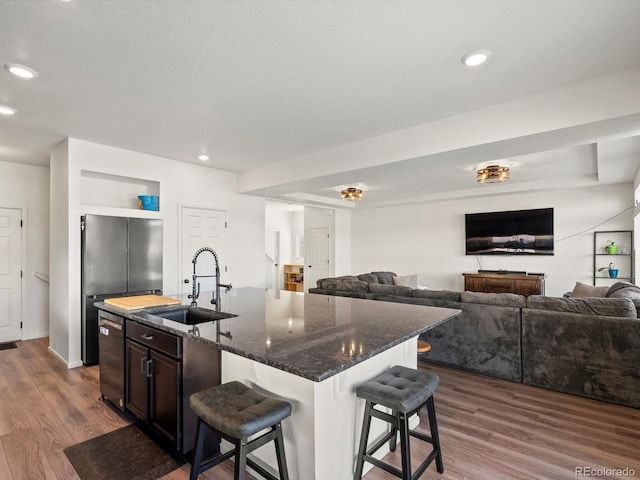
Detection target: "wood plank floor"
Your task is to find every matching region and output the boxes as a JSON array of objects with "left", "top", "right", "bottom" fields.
[{"left": 0, "top": 338, "right": 638, "bottom": 480}]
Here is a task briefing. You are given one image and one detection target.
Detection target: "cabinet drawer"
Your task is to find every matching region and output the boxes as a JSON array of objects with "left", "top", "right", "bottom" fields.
[
  {"left": 127, "top": 321, "right": 182, "bottom": 359},
  {"left": 486, "top": 278, "right": 513, "bottom": 289}
]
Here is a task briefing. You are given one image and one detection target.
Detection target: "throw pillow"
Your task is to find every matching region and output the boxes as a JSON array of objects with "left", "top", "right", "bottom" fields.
[
  {"left": 570, "top": 281, "right": 609, "bottom": 298},
  {"left": 356, "top": 273, "right": 378, "bottom": 284},
  {"left": 372, "top": 271, "right": 396, "bottom": 285},
  {"left": 606, "top": 281, "right": 640, "bottom": 299},
  {"left": 392, "top": 274, "right": 418, "bottom": 289}
]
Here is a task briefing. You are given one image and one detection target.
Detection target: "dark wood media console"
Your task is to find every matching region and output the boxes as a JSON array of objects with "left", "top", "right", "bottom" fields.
[{"left": 463, "top": 272, "right": 545, "bottom": 297}]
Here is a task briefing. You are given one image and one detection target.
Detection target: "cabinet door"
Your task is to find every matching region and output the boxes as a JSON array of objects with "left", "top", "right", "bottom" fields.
[
  {"left": 149, "top": 350, "right": 181, "bottom": 446},
  {"left": 126, "top": 339, "right": 149, "bottom": 421},
  {"left": 486, "top": 277, "right": 514, "bottom": 293},
  {"left": 513, "top": 279, "right": 539, "bottom": 297},
  {"left": 465, "top": 276, "right": 486, "bottom": 292}
]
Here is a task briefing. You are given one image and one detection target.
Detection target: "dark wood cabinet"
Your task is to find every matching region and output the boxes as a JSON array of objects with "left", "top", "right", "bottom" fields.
[
  {"left": 125, "top": 336, "right": 181, "bottom": 447},
  {"left": 463, "top": 273, "right": 545, "bottom": 297},
  {"left": 125, "top": 339, "right": 149, "bottom": 420},
  {"left": 124, "top": 319, "right": 221, "bottom": 455},
  {"left": 149, "top": 349, "right": 181, "bottom": 444}
]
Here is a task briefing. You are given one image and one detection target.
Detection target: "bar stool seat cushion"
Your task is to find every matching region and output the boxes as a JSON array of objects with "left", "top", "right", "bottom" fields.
[
  {"left": 190, "top": 381, "right": 292, "bottom": 439},
  {"left": 356, "top": 365, "right": 439, "bottom": 414}
]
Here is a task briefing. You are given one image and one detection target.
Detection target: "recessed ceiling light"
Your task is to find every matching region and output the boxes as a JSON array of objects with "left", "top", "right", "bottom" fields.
[
  {"left": 198, "top": 154, "right": 209, "bottom": 161},
  {"left": 0, "top": 105, "right": 17, "bottom": 115},
  {"left": 4, "top": 63, "right": 38, "bottom": 79},
  {"left": 461, "top": 49, "right": 491, "bottom": 67}
]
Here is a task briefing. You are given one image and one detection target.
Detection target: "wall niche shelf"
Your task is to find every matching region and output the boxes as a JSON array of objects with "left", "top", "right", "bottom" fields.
[
  {"left": 593, "top": 230, "right": 634, "bottom": 285},
  {"left": 80, "top": 170, "right": 160, "bottom": 212}
]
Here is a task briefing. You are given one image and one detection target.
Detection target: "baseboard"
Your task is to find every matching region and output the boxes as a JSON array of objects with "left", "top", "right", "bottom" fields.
[
  {"left": 25, "top": 332, "right": 49, "bottom": 340},
  {"left": 47, "top": 345, "right": 83, "bottom": 369}
]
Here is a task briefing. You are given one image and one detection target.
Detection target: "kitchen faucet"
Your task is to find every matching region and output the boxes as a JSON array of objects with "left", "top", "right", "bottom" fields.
[{"left": 188, "top": 247, "right": 232, "bottom": 308}]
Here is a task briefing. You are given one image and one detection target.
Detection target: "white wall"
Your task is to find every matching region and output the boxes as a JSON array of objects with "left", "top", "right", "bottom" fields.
[
  {"left": 0, "top": 160, "right": 50, "bottom": 340},
  {"left": 265, "top": 201, "right": 295, "bottom": 289},
  {"left": 50, "top": 141, "right": 71, "bottom": 360},
  {"left": 351, "top": 184, "right": 634, "bottom": 297},
  {"left": 50, "top": 138, "right": 265, "bottom": 367}
]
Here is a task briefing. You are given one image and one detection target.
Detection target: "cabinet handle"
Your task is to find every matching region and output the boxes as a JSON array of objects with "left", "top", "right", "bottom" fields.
[
  {"left": 146, "top": 359, "right": 152, "bottom": 378},
  {"left": 141, "top": 333, "right": 154, "bottom": 341},
  {"left": 140, "top": 356, "right": 146, "bottom": 375}
]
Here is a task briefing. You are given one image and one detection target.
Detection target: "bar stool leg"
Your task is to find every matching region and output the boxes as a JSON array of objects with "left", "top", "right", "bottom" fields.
[
  {"left": 274, "top": 423, "right": 290, "bottom": 480},
  {"left": 389, "top": 411, "right": 399, "bottom": 452},
  {"left": 398, "top": 412, "right": 412, "bottom": 480},
  {"left": 190, "top": 419, "right": 207, "bottom": 480},
  {"left": 235, "top": 438, "right": 248, "bottom": 480},
  {"left": 426, "top": 396, "right": 444, "bottom": 474},
  {"left": 354, "top": 400, "right": 374, "bottom": 480}
]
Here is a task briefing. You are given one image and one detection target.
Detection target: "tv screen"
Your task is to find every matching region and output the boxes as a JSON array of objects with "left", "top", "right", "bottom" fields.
[{"left": 465, "top": 208, "right": 554, "bottom": 255}]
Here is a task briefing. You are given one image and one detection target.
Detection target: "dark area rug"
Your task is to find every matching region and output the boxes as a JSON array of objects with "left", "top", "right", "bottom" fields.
[
  {"left": 64, "top": 424, "right": 185, "bottom": 480},
  {"left": 0, "top": 341, "right": 17, "bottom": 351}
]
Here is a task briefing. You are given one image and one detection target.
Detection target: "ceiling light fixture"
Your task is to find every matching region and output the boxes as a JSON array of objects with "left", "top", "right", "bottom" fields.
[
  {"left": 477, "top": 165, "right": 509, "bottom": 184},
  {"left": 4, "top": 63, "right": 38, "bottom": 79},
  {"left": 341, "top": 187, "right": 363, "bottom": 201},
  {"left": 461, "top": 49, "right": 491, "bottom": 67},
  {"left": 0, "top": 105, "right": 16, "bottom": 116},
  {"left": 198, "top": 154, "right": 209, "bottom": 161}
]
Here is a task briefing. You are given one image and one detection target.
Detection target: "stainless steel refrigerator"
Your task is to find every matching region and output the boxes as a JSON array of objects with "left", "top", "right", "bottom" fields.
[{"left": 81, "top": 214, "right": 163, "bottom": 365}]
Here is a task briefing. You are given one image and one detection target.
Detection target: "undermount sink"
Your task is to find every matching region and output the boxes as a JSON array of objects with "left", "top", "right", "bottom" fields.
[{"left": 153, "top": 306, "right": 237, "bottom": 325}]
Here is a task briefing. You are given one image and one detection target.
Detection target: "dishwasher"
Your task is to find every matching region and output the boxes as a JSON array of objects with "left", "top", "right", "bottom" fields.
[{"left": 98, "top": 310, "right": 126, "bottom": 411}]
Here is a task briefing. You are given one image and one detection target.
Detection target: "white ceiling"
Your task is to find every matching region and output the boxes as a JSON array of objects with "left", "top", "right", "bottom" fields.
[{"left": 2, "top": 1, "right": 640, "bottom": 207}]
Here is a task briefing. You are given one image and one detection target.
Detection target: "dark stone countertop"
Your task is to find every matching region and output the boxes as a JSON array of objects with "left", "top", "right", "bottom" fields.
[{"left": 96, "top": 287, "right": 460, "bottom": 382}]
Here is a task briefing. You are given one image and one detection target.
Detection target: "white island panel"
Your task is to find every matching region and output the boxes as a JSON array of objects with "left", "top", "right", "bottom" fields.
[{"left": 222, "top": 337, "right": 418, "bottom": 480}]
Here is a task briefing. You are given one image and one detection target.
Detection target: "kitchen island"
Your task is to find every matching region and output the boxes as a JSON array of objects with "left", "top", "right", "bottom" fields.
[{"left": 97, "top": 287, "right": 459, "bottom": 480}]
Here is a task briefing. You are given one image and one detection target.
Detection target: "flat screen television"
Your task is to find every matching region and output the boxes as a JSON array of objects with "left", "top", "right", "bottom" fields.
[{"left": 465, "top": 208, "right": 554, "bottom": 255}]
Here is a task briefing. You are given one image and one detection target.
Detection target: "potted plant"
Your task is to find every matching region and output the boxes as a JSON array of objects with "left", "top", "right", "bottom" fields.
[
  {"left": 605, "top": 241, "right": 618, "bottom": 254},
  {"left": 598, "top": 262, "right": 619, "bottom": 278}
]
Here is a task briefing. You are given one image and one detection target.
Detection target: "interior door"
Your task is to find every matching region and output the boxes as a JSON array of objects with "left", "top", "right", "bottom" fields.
[
  {"left": 306, "top": 227, "right": 330, "bottom": 291},
  {"left": 180, "top": 207, "right": 227, "bottom": 298},
  {"left": 0, "top": 208, "right": 22, "bottom": 343}
]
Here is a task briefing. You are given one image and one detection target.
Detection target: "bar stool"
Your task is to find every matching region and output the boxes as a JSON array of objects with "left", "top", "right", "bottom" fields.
[
  {"left": 189, "top": 381, "right": 292, "bottom": 480},
  {"left": 354, "top": 365, "right": 443, "bottom": 480},
  {"left": 417, "top": 340, "right": 431, "bottom": 354}
]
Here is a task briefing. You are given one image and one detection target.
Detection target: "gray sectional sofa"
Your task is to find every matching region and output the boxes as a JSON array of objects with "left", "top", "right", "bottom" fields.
[{"left": 309, "top": 273, "right": 640, "bottom": 408}]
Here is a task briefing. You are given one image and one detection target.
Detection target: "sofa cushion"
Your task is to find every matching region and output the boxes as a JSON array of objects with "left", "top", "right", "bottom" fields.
[
  {"left": 412, "top": 289, "right": 461, "bottom": 302},
  {"left": 526, "top": 295, "right": 637, "bottom": 318},
  {"left": 461, "top": 291, "right": 526, "bottom": 308},
  {"left": 307, "top": 288, "right": 370, "bottom": 299},
  {"left": 372, "top": 271, "right": 396, "bottom": 285},
  {"left": 368, "top": 283, "right": 412, "bottom": 297},
  {"left": 606, "top": 281, "right": 640, "bottom": 300},
  {"left": 356, "top": 273, "right": 379, "bottom": 285},
  {"left": 316, "top": 276, "right": 368, "bottom": 293},
  {"left": 570, "top": 281, "right": 609, "bottom": 298},
  {"left": 392, "top": 274, "right": 418, "bottom": 289}
]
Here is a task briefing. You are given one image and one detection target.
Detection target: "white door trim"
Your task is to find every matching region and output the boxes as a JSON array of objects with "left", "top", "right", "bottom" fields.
[{"left": 0, "top": 203, "right": 27, "bottom": 341}]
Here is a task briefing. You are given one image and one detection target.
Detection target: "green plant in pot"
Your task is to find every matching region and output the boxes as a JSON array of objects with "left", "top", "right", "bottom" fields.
[
  {"left": 598, "top": 262, "right": 619, "bottom": 278},
  {"left": 605, "top": 241, "right": 618, "bottom": 254}
]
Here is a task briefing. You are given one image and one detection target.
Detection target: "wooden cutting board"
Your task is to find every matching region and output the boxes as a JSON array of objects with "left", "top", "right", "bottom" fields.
[{"left": 104, "top": 295, "right": 181, "bottom": 310}]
